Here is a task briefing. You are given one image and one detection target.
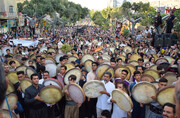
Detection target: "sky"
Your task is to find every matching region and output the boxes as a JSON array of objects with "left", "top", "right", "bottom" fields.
[{"left": 69, "top": 0, "right": 158, "bottom": 11}]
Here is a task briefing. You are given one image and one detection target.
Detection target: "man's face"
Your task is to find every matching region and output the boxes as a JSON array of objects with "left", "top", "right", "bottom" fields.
[
  {"left": 110, "top": 62, "right": 116, "bottom": 69},
  {"left": 158, "top": 82, "right": 167, "bottom": 90},
  {"left": 60, "top": 67, "right": 66, "bottom": 75},
  {"left": 138, "top": 61, "right": 143, "bottom": 66},
  {"left": 98, "top": 59, "right": 103, "bottom": 65},
  {"left": 68, "top": 77, "right": 75, "bottom": 84},
  {"left": 4, "top": 65, "right": 9, "bottom": 73},
  {"left": 36, "top": 57, "right": 41, "bottom": 63},
  {"left": 32, "top": 76, "right": 39, "bottom": 85},
  {"left": 43, "top": 73, "right": 49, "bottom": 80},
  {"left": 137, "top": 67, "right": 143, "bottom": 74},
  {"left": 134, "top": 74, "right": 141, "bottom": 82},
  {"left": 121, "top": 71, "right": 127, "bottom": 80},
  {"left": 103, "top": 74, "right": 111, "bottom": 82},
  {"left": 78, "top": 54, "right": 83, "bottom": 59},
  {"left": 162, "top": 106, "right": 176, "bottom": 118},
  {"left": 117, "top": 83, "right": 125, "bottom": 91},
  {"left": 117, "top": 60, "right": 122, "bottom": 66},
  {"left": 18, "top": 74, "right": 25, "bottom": 81},
  {"left": 92, "top": 64, "right": 98, "bottom": 71}
]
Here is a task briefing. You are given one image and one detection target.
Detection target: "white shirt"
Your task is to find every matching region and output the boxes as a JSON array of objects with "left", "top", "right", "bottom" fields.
[
  {"left": 39, "top": 79, "right": 44, "bottom": 85},
  {"left": 87, "top": 71, "right": 96, "bottom": 82},
  {"left": 96, "top": 80, "right": 115, "bottom": 110}
]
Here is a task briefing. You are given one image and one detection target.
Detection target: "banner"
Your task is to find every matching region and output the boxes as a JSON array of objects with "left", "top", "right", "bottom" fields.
[{"left": 7, "top": 19, "right": 16, "bottom": 27}]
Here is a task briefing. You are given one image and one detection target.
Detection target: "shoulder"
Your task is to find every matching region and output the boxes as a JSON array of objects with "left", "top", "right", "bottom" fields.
[
  {"left": 39, "top": 84, "right": 44, "bottom": 89},
  {"left": 25, "top": 85, "right": 33, "bottom": 92}
]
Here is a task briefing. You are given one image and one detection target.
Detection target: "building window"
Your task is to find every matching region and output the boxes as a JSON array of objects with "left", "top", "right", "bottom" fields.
[{"left": 9, "top": 6, "right": 14, "bottom": 13}]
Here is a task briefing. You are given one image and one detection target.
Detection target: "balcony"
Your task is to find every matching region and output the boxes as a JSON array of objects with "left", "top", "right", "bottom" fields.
[{"left": 0, "top": 12, "right": 17, "bottom": 19}]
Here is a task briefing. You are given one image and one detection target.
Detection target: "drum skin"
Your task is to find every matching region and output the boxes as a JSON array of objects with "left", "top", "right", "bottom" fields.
[
  {"left": 68, "top": 83, "right": 85, "bottom": 104},
  {"left": 143, "top": 69, "right": 160, "bottom": 80},
  {"left": 39, "top": 85, "right": 62, "bottom": 104},
  {"left": 6, "top": 82, "right": 15, "bottom": 95},
  {"left": 129, "top": 61, "right": 139, "bottom": 67},
  {"left": 126, "top": 64, "right": 136, "bottom": 78},
  {"left": 64, "top": 63, "right": 75, "bottom": 72},
  {"left": 156, "top": 85, "right": 175, "bottom": 106},
  {"left": 81, "top": 54, "right": 94, "bottom": 63},
  {"left": 55, "top": 53, "right": 64, "bottom": 63},
  {"left": 83, "top": 80, "right": 106, "bottom": 98},
  {"left": 164, "top": 72, "right": 177, "bottom": 85},
  {"left": 6, "top": 72, "right": 19, "bottom": 84},
  {"left": 164, "top": 56, "right": 174, "bottom": 63},
  {"left": 117, "top": 55, "right": 126, "bottom": 62},
  {"left": 64, "top": 68, "right": 81, "bottom": 85},
  {"left": 141, "top": 74, "right": 155, "bottom": 82},
  {"left": 20, "top": 79, "right": 32, "bottom": 93},
  {"left": 1, "top": 109, "right": 17, "bottom": 118},
  {"left": 130, "top": 54, "right": 141, "bottom": 61},
  {"left": 123, "top": 46, "right": 133, "bottom": 54},
  {"left": 84, "top": 60, "right": 93, "bottom": 72},
  {"left": 68, "top": 56, "right": 78, "bottom": 63},
  {"left": 24, "top": 60, "right": 37, "bottom": 69},
  {"left": 155, "top": 58, "right": 168, "bottom": 65},
  {"left": 112, "top": 89, "right": 133, "bottom": 112},
  {"left": 132, "top": 82, "right": 156, "bottom": 104},
  {"left": 96, "top": 64, "right": 114, "bottom": 80},
  {"left": 150, "top": 65, "right": 157, "bottom": 71},
  {"left": 115, "top": 66, "right": 131, "bottom": 80},
  {"left": 45, "top": 63, "right": 57, "bottom": 77},
  {"left": 2, "top": 94, "right": 18, "bottom": 110},
  {"left": 26, "top": 67, "right": 36, "bottom": 78},
  {"left": 8, "top": 59, "right": 21, "bottom": 67},
  {"left": 15, "top": 65, "right": 28, "bottom": 74},
  {"left": 43, "top": 78, "right": 63, "bottom": 89}
]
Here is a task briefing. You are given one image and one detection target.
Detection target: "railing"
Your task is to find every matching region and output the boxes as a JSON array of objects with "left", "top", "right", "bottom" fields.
[{"left": 0, "top": 12, "right": 17, "bottom": 19}]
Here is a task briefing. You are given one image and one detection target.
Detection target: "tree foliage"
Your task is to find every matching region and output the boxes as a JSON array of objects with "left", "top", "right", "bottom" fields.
[{"left": 17, "top": 0, "right": 89, "bottom": 23}]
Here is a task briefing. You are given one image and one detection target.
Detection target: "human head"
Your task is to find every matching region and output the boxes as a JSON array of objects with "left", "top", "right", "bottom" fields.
[
  {"left": 92, "top": 62, "right": 99, "bottom": 72},
  {"left": 98, "top": 56, "right": 103, "bottom": 65},
  {"left": 60, "top": 65, "right": 67, "bottom": 75},
  {"left": 158, "top": 78, "right": 168, "bottom": 90},
  {"left": 31, "top": 73, "right": 39, "bottom": 86},
  {"left": 17, "top": 71, "right": 25, "bottom": 81},
  {"left": 160, "top": 71, "right": 166, "bottom": 78},
  {"left": 43, "top": 71, "right": 49, "bottom": 80},
  {"left": 103, "top": 71, "right": 112, "bottom": 82},
  {"left": 110, "top": 58, "right": 116, "bottom": 69},
  {"left": 78, "top": 52, "right": 83, "bottom": 59},
  {"left": 101, "top": 110, "right": 111, "bottom": 118},
  {"left": 36, "top": 56, "right": 41, "bottom": 63},
  {"left": 115, "top": 81, "right": 128, "bottom": 92},
  {"left": 134, "top": 71, "right": 141, "bottom": 82},
  {"left": 138, "top": 58, "right": 144, "bottom": 66},
  {"left": 162, "top": 103, "right": 176, "bottom": 118},
  {"left": 68, "top": 75, "right": 76, "bottom": 84},
  {"left": 121, "top": 69, "right": 128, "bottom": 80},
  {"left": 136, "top": 65, "right": 144, "bottom": 74},
  {"left": 9, "top": 61, "right": 16, "bottom": 68},
  {"left": 117, "top": 58, "right": 123, "bottom": 66},
  {"left": 59, "top": 57, "right": 66, "bottom": 65},
  {"left": 145, "top": 63, "right": 150, "bottom": 70}
]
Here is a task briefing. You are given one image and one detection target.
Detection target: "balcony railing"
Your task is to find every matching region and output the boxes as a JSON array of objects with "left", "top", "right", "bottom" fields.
[{"left": 0, "top": 12, "right": 17, "bottom": 19}]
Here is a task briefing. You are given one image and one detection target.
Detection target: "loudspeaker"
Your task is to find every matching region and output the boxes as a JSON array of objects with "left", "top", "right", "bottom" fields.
[
  {"left": 154, "top": 34, "right": 163, "bottom": 47},
  {"left": 163, "top": 33, "right": 172, "bottom": 47}
]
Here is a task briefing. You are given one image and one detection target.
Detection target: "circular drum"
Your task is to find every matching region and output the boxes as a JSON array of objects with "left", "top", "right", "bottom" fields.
[
  {"left": 155, "top": 58, "right": 168, "bottom": 65},
  {"left": 150, "top": 65, "right": 157, "bottom": 71},
  {"left": 43, "top": 78, "right": 63, "bottom": 89},
  {"left": 141, "top": 74, "right": 156, "bottom": 82},
  {"left": 132, "top": 82, "right": 156, "bottom": 104},
  {"left": 102, "top": 54, "right": 111, "bottom": 61},
  {"left": 57, "top": 74, "right": 65, "bottom": 88},
  {"left": 126, "top": 65, "right": 136, "bottom": 78},
  {"left": 64, "top": 63, "right": 75, "bottom": 72},
  {"left": 129, "top": 61, "right": 139, "bottom": 66},
  {"left": 112, "top": 89, "right": 133, "bottom": 112},
  {"left": 115, "top": 66, "right": 131, "bottom": 80},
  {"left": 6, "top": 82, "right": 15, "bottom": 95},
  {"left": 6, "top": 72, "right": 19, "bottom": 84},
  {"left": 26, "top": 67, "right": 36, "bottom": 78},
  {"left": 47, "top": 48, "right": 56, "bottom": 53},
  {"left": 45, "top": 63, "right": 57, "bottom": 77},
  {"left": 39, "top": 85, "right": 62, "bottom": 104},
  {"left": 55, "top": 53, "right": 64, "bottom": 63},
  {"left": 144, "top": 69, "right": 160, "bottom": 80},
  {"left": 152, "top": 54, "right": 158, "bottom": 61},
  {"left": 45, "top": 58, "right": 56, "bottom": 64},
  {"left": 96, "top": 64, "right": 114, "bottom": 80},
  {"left": 64, "top": 68, "right": 81, "bottom": 85},
  {"left": 20, "top": 79, "right": 32, "bottom": 93},
  {"left": 13, "top": 54, "right": 22, "bottom": 62},
  {"left": 84, "top": 60, "right": 93, "bottom": 72},
  {"left": 156, "top": 85, "right": 175, "bottom": 106},
  {"left": 117, "top": 55, "right": 126, "bottom": 62},
  {"left": 15, "top": 65, "right": 28, "bottom": 74},
  {"left": 81, "top": 54, "right": 94, "bottom": 63},
  {"left": 130, "top": 54, "right": 141, "bottom": 61},
  {"left": 8, "top": 59, "right": 21, "bottom": 68},
  {"left": 83, "top": 80, "right": 106, "bottom": 98},
  {"left": 24, "top": 60, "right": 37, "bottom": 69},
  {"left": 1, "top": 109, "right": 17, "bottom": 118},
  {"left": 68, "top": 83, "right": 85, "bottom": 103},
  {"left": 164, "top": 56, "right": 174, "bottom": 63},
  {"left": 68, "top": 56, "right": 78, "bottom": 63},
  {"left": 164, "top": 73, "right": 177, "bottom": 85},
  {"left": 2, "top": 94, "right": 18, "bottom": 110},
  {"left": 123, "top": 46, "right": 133, "bottom": 54}
]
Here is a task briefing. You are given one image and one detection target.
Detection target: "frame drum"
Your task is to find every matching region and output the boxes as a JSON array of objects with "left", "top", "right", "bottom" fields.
[
  {"left": 20, "top": 79, "right": 32, "bottom": 93},
  {"left": 43, "top": 78, "right": 63, "bottom": 89},
  {"left": 2, "top": 94, "right": 18, "bottom": 110}
]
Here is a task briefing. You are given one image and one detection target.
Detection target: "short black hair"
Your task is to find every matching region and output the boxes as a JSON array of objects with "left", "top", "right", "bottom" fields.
[
  {"left": 17, "top": 71, "right": 24, "bottom": 75},
  {"left": 9, "top": 60, "right": 15, "bottom": 65},
  {"left": 97, "top": 56, "right": 103, "bottom": 60},
  {"left": 134, "top": 71, "right": 141, "bottom": 76},
  {"left": 159, "top": 71, "right": 166, "bottom": 75},
  {"left": 159, "top": 78, "right": 168, "bottom": 83},
  {"left": 92, "top": 61, "right": 99, "bottom": 66},
  {"left": 104, "top": 71, "right": 112, "bottom": 78},
  {"left": 122, "top": 69, "right": 128, "bottom": 75},
  {"left": 31, "top": 73, "right": 38, "bottom": 80},
  {"left": 163, "top": 103, "right": 176, "bottom": 114},
  {"left": 43, "top": 71, "right": 49, "bottom": 74},
  {"left": 138, "top": 58, "right": 144, "bottom": 62},
  {"left": 22, "top": 57, "right": 28, "bottom": 61},
  {"left": 59, "top": 57, "right": 65, "bottom": 62},
  {"left": 117, "top": 58, "right": 122, "bottom": 62},
  {"left": 136, "top": 65, "right": 143, "bottom": 70},
  {"left": 61, "top": 65, "right": 67, "bottom": 70},
  {"left": 110, "top": 58, "right": 116, "bottom": 63},
  {"left": 68, "top": 75, "right": 77, "bottom": 81},
  {"left": 101, "top": 110, "right": 111, "bottom": 118},
  {"left": 41, "top": 57, "right": 45, "bottom": 60},
  {"left": 157, "top": 65, "right": 163, "bottom": 70},
  {"left": 40, "top": 65, "right": 45, "bottom": 72}
]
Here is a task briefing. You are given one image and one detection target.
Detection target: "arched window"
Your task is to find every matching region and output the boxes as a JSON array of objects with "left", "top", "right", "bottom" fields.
[{"left": 9, "top": 6, "right": 14, "bottom": 13}]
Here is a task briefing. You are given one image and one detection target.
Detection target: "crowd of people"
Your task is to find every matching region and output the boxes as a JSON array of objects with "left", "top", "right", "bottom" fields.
[{"left": 0, "top": 11, "right": 180, "bottom": 118}]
